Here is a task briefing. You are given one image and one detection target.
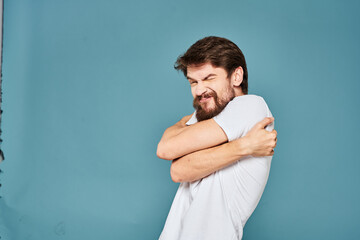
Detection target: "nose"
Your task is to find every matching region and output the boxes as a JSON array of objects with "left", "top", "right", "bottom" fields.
[{"left": 195, "top": 81, "right": 207, "bottom": 96}]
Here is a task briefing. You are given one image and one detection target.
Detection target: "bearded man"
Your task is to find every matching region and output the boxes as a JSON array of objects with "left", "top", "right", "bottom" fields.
[{"left": 157, "top": 36, "right": 277, "bottom": 240}]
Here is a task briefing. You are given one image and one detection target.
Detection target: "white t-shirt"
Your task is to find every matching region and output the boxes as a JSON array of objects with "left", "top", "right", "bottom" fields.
[{"left": 159, "top": 94, "right": 274, "bottom": 240}]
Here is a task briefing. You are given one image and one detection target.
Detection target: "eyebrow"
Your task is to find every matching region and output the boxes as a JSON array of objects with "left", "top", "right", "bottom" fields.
[{"left": 186, "top": 73, "right": 217, "bottom": 82}]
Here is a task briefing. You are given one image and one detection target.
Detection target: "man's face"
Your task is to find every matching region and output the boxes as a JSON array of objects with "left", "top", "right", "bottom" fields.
[{"left": 187, "top": 63, "right": 235, "bottom": 121}]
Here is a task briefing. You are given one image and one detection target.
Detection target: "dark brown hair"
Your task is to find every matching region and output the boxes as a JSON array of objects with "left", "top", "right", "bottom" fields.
[{"left": 175, "top": 36, "right": 248, "bottom": 94}]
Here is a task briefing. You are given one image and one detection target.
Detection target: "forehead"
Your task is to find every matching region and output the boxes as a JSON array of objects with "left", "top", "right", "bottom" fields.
[{"left": 187, "top": 63, "right": 227, "bottom": 79}]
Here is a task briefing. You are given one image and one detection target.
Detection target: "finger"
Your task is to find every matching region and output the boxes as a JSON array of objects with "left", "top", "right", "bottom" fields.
[
  {"left": 271, "top": 129, "right": 277, "bottom": 137},
  {"left": 270, "top": 149, "right": 275, "bottom": 155},
  {"left": 267, "top": 150, "right": 274, "bottom": 156},
  {"left": 255, "top": 117, "right": 274, "bottom": 129},
  {"left": 182, "top": 114, "right": 192, "bottom": 122}
]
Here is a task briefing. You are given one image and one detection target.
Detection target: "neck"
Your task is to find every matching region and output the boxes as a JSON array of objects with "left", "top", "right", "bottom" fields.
[{"left": 234, "top": 88, "right": 245, "bottom": 97}]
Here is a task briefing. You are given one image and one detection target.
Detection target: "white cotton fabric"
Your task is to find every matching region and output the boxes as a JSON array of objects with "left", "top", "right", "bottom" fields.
[{"left": 159, "top": 94, "right": 274, "bottom": 240}]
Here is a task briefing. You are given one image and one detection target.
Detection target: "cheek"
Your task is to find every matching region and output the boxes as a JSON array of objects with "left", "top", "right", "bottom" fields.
[
  {"left": 212, "top": 81, "right": 226, "bottom": 91},
  {"left": 214, "top": 87, "right": 226, "bottom": 98},
  {"left": 191, "top": 88, "right": 196, "bottom": 98},
  {"left": 218, "top": 83, "right": 232, "bottom": 96}
]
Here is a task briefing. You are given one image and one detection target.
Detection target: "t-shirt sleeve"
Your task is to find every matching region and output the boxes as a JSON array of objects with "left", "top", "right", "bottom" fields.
[{"left": 213, "top": 95, "right": 273, "bottom": 141}]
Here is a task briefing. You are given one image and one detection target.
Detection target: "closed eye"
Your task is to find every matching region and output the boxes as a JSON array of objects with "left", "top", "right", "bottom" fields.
[{"left": 189, "top": 81, "right": 197, "bottom": 85}]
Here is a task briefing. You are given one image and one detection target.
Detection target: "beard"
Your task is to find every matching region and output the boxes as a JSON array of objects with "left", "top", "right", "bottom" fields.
[{"left": 193, "top": 88, "right": 235, "bottom": 122}]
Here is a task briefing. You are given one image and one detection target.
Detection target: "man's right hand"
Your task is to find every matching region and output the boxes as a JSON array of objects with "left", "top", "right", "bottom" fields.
[
  {"left": 239, "top": 117, "right": 277, "bottom": 156},
  {"left": 177, "top": 114, "right": 193, "bottom": 128}
]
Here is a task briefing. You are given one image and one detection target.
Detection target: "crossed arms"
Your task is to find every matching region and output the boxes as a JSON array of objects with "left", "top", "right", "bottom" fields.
[{"left": 157, "top": 114, "right": 277, "bottom": 183}]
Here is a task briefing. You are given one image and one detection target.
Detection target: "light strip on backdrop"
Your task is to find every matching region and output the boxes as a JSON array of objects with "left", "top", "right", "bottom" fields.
[{"left": 0, "top": 0, "right": 4, "bottom": 182}]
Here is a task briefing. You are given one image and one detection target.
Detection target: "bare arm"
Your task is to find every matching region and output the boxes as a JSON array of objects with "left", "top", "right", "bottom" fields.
[
  {"left": 159, "top": 114, "right": 192, "bottom": 140},
  {"left": 170, "top": 117, "right": 277, "bottom": 183},
  {"left": 157, "top": 114, "right": 228, "bottom": 160}
]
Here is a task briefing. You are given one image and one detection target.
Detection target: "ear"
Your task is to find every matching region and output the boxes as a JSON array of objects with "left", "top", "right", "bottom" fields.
[{"left": 231, "top": 66, "right": 243, "bottom": 87}]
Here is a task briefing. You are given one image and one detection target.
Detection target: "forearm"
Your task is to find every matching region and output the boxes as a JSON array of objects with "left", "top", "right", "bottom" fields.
[
  {"left": 158, "top": 115, "right": 276, "bottom": 163},
  {"left": 170, "top": 138, "right": 250, "bottom": 183},
  {"left": 157, "top": 116, "right": 227, "bottom": 161},
  {"left": 157, "top": 117, "right": 189, "bottom": 160},
  {"left": 161, "top": 119, "right": 188, "bottom": 141}
]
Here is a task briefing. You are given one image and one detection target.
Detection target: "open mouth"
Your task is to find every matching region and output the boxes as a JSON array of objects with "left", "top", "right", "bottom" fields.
[{"left": 200, "top": 96, "right": 213, "bottom": 103}]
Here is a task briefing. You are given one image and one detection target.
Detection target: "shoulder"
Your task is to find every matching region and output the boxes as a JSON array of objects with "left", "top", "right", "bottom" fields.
[
  {"left": 221, "top": 94, "right": 270, "bottom": 118},
  {"left": 227, "top": 94, "right": 267, "bottom": 109},
  {"left": 213, "top": 94, "right": 271, "bottom": 140}
]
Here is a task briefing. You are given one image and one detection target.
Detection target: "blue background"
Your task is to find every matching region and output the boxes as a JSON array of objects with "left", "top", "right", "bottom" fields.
[{"left": 1, "top": 0, "right": 359, "bottom": 239}]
